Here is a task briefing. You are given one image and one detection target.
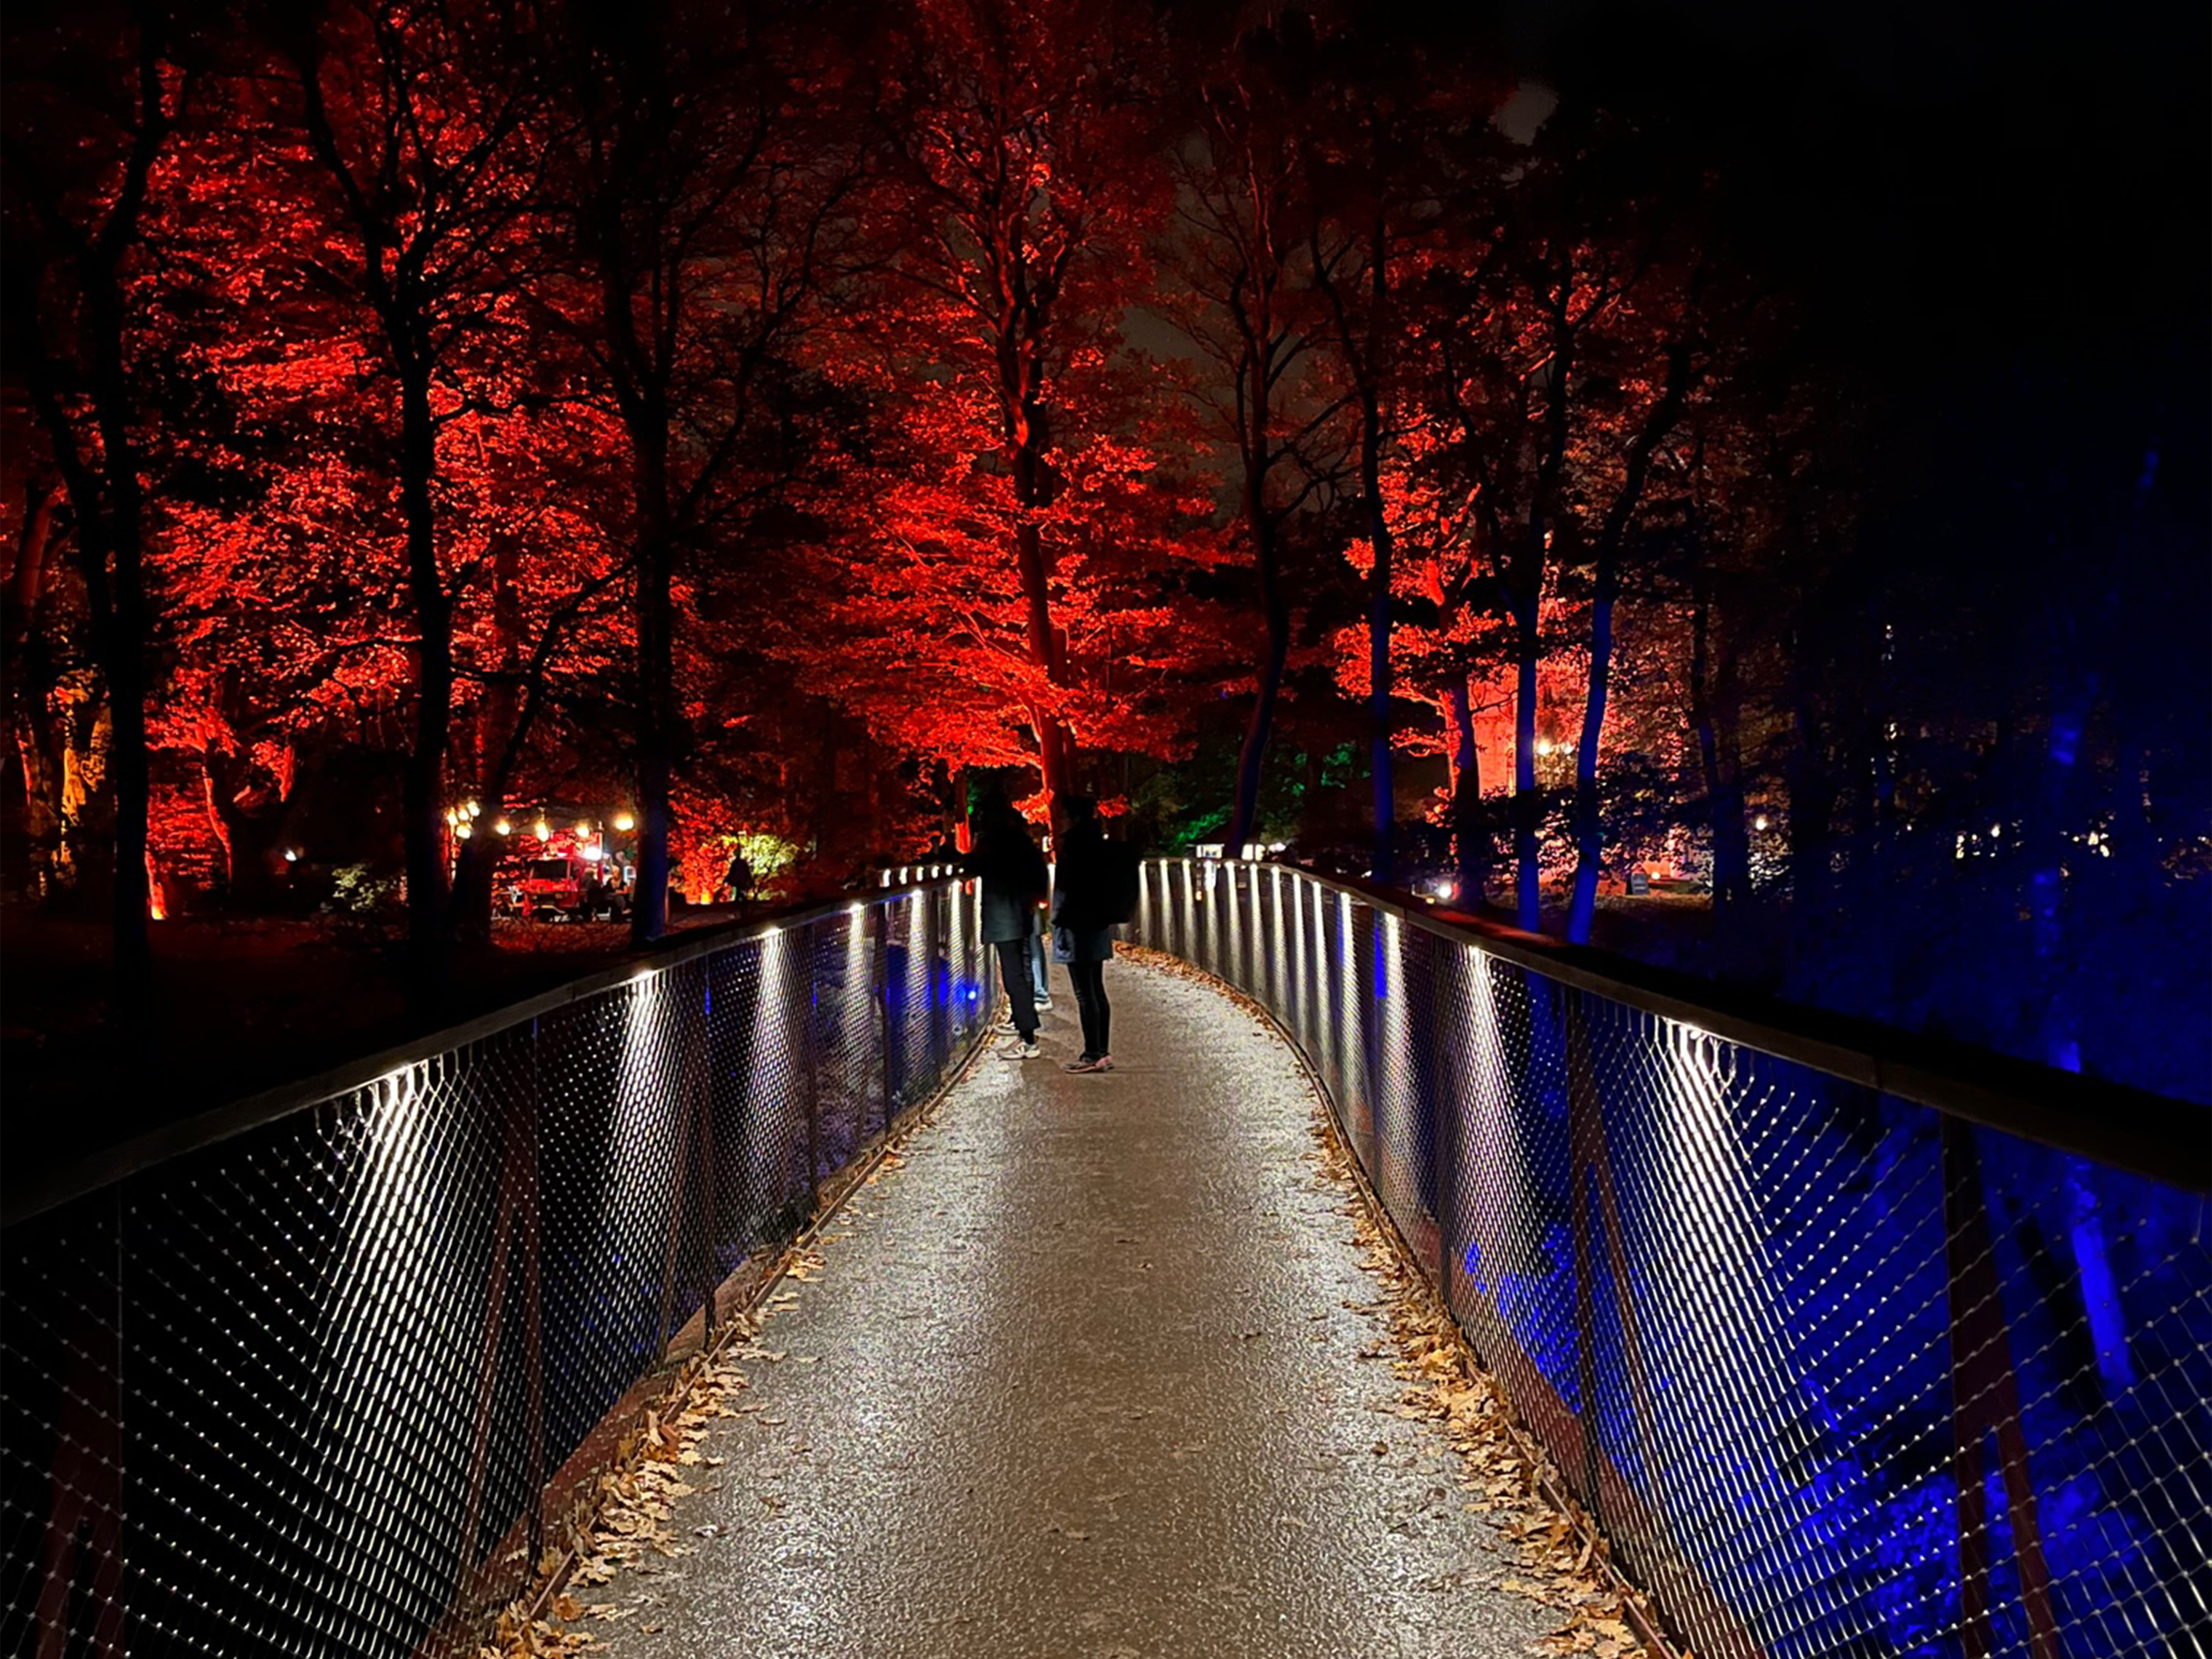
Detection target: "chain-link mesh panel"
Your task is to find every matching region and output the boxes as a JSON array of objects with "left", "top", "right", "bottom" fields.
[
  {"left": 1130, "top": 858, "right": 2210, "bottom": 1659},
  {"left": 2, "top": 880, "right": 986, "bottom": 1659}
]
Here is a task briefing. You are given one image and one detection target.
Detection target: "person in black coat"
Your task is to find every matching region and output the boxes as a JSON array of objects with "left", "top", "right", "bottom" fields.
[
  {"left": 1050, "top": 794, "right": 1116, "bottom": 1073},
  {"left": 962, "top": 794, "right": 1048, "bottom": 1058}
]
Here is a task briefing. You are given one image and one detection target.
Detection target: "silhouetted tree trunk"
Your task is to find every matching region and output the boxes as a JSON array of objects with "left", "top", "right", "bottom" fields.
[
  {"left": 1690, "top": 565, "right": 1751, "bottom": 916},
  {"left": 1566, "top": 341, "right": 1689, "bottom": 945},
  {"left": 3, "top": 484, "right": 66, "bottom": 900},
  {"left": 1313, "top": 213, "right": 1398, "bottom": 883},
  {"left": 451, "top": 535, "right": 523, "bottom": 942},
  {"left": 1447, "top": 675, "right": 1487, "bottom": 905},
  {"left": 1227, "top": 516, "right": 1290, "bottom": 856},
  {"left": 289, "top": 4, "right": 544, "bottom": 1005},
  {"left": 1169, "top": 71, "right": 1325, "bottom": 856},
  {"left": 11, "top": 13, "right": 173, "bottom": 1029}
]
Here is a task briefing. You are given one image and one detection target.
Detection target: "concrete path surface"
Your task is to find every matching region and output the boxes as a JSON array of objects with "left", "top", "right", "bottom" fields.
[{"left": 588, "top": 954, "right": 1551, "bottom": 1659}]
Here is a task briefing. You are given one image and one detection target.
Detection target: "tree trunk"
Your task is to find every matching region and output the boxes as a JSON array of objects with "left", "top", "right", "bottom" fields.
[
  {"left": 1565, "top": 339, "right": 1690, "bottom": 945},
  {"left": 1363, "top": 424, "right": 1395, "bottom": 885},
  {"left": 1511, "top": 600, "right": 1542, "bottom": 931},
  {"left": 2026, "top": 672, "right": 2100, "bottom": 1073},
  {"left": 399, "top": 368, "right": 452, "bottom": 1006},
  {"left": 629, "top": 436, "right": 676, "bottom": 945},
  {"left": 1785, "top": 655, "right": 1834, "bottom": 948},
  {"left": 1227, "top": 596, "right": 1290, "bottom": 857},
  {"left": 1359, "top": 223, "right": 1396, "bottom": 887},
  {"left": 1566, "top": 549, "right": 1617, "bottom": 945},
  {"left": 1448, "top": 675, "right": 1486, "bottom": 907},
  {"left": 452, "top": 535, "right": 523, "bottom": 944},
  {"left": 201, "top": 745, "right": 291, "bottom": 909},
  {"left": 104, "top": 529, "right": 152, "bottom": 1025},
  {"left": 1225, "top": 490, "right": 1288, "bottom": 857},
  {"left": 1691, "top": 566, "right": 1751, "bottom": 917},
  {"left": 1011, "top": 437, "right": 1072, "bottom": 806},
  {"left": 4, "top": 487, "right": 64, "bottom": 900}
]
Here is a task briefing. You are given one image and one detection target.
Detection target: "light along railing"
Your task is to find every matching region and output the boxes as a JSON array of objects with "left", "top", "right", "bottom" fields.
[
  {"left": 2, "top": 874, "right": 988, "bottom": 1659},
  {"left": 1133, "top": 856, "right": 2210, "bottom": 1659}
]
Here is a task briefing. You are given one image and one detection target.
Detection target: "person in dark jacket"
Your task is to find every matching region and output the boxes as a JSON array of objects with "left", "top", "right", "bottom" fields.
[
  {"left": 1049, "top": 794, "right": 1116, "bottom": 1073},
  {"left": 962, "top": 794, "right": 1049, "bottom": 1059}
]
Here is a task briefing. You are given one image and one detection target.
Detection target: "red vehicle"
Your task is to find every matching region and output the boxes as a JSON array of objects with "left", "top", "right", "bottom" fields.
[{"left": 498, "top": 854, "right": 629, "bottom": 922}]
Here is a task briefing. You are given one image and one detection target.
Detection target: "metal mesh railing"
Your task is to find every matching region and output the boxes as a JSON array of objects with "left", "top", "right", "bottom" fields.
[
  {"left": 1133, "top": 856, "right": 2210, "bottom": 1659},
  {"left": 2, "top": 878, "right": 988, "bottom": 1659}
]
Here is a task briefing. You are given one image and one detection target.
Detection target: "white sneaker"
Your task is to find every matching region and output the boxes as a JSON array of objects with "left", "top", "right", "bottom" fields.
[
  {"left": 998, "top": 1037, "right": 1041, "bottom": 1061},
  {"left": 1036, "top": 996, "right": 1055, "bottom": 1011}
]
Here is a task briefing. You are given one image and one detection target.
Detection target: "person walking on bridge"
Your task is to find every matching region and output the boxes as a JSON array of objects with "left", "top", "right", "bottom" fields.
[
  {"left": 964, "top": 793, "right": 1048, "bottom": 1059},
  {"left": 1050, "top": 794, "right": 1120, "bottom": 1073}
]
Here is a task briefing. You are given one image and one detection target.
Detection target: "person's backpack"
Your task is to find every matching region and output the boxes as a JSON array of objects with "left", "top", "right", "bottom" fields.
[{"left": 1100, "top": 839, "right": 1142, "bottom": 925}]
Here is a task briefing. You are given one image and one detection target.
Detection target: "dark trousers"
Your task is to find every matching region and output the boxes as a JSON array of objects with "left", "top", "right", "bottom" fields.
[
  {"left": 994, "top": 939, "right": 1037, "bottom": 1039},
  {"left": 1068, "top": 958, "right": 1111, "bottom": 1056}
]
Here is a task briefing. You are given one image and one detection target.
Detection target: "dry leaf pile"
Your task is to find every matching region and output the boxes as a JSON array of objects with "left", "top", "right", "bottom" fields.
[{"left": 475, "top": 1338, "right": 756, "bottom": 1658}]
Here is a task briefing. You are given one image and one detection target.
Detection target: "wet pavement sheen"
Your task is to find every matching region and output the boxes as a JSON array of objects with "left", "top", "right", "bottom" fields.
[{"left": 594, "top": 956, "right": 1550, "bottom": 1659}]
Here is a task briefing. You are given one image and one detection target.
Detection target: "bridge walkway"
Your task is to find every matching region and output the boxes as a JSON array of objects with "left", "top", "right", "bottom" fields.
[{"left": 580, "top": 954, "right": 1555, "bottom": 1659}]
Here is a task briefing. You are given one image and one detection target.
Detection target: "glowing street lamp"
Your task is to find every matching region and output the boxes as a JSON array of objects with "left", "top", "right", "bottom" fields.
[
  {"left": 534, "top": 818, "right": 552, "bottom": 842},
  {"left": 1754, "top": 814, "right": 1769, "bottom": 832},
  {"left": 494, "top": 819, "right": 511, "bottom": 836},
  {"left": 455, "top": 822, "right": 474, "bottom": 840},
  {"left": 613, "top": 811, "right": 635, "bottom": 833},
  {"left": 1535, "top": 737, "right": 1554, "bottom": 757}
]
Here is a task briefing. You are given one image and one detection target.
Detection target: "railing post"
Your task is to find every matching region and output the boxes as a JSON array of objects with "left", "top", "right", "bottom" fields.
[
  {"left": 802, "top": 920, "right": 822, "bottom": 1204},
  {"left": 876, "top": 900, "right": 896, "bottom": 1136},
  {"left": 696, "top": 967, "right": 720, "bottom": 1349},
  {"left": 1433, "top": 934, "right": 1455, "bottom": 1298},
  {"left": 930, "top": 883, "right": 949, "bottom": 1082},
  {"left": 1564, "top": 986, "right": 1606, "bottom": 1530},
  {"left": 522, "top": 1019, "right": 546, "bottom": 1562}
]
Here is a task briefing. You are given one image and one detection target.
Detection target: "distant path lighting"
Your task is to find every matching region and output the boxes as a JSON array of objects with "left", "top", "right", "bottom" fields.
[
  {"left": 534, "top": 818, "right": 552, "bottom": 842},
  {"left": 1535, "top": 737, "right": 1554, "bottom": 757},
  {"left": 575, "top": 820, "right": 592, "bottom": 837},
  {"left": 284, "top": 849, "right": 299, "bottom": 863},
  {"left": 613, "top": 811, "right": 635, "bottom": 833},
  {"left": 1754, "top": 814, "right": 1769, "bottom": 831},
  {"left": 455, "top": 822, "right": 473, "bottom": 840},
  {"left": 464, "top": 799, "right": 481, "bottom": 818},
  {"left": 494, "top": 819, "right": 511, "bottom": 836}
]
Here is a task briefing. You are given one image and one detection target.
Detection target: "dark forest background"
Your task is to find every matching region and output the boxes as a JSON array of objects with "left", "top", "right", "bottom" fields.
[{"left": 4, "top": 0, "right": 2205, "bottom": 1110}]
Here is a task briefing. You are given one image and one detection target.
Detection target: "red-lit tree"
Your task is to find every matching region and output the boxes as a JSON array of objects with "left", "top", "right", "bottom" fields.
[
  {"left": 275, "top": 0, "right": 553, "bottom": 996},
  {"left": 2, "top": 4, "right": 184, "bottom": 1022},
  {"left": 845, "top": 0, "right": 1184, "bottom": 806}
]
